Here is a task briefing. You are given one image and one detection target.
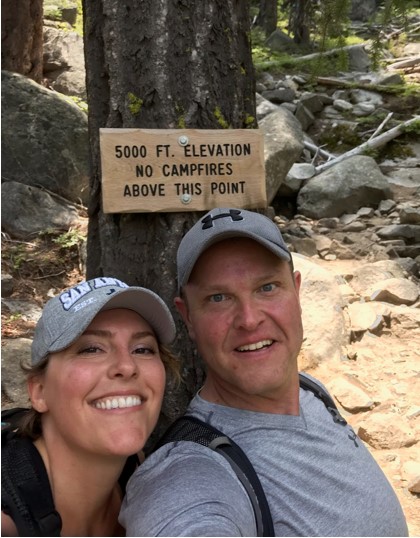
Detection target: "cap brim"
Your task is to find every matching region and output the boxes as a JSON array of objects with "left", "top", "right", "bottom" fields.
[{"left": 100, "top": 287, "right": 176, "bottom": 344}]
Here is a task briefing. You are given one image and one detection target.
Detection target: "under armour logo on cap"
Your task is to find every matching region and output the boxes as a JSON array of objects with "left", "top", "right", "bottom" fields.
[{"left": 201, "top": 209, "right": 243, "bottom": 230}]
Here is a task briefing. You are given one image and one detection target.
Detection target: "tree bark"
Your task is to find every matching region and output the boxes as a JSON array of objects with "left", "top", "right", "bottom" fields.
[
  {"left": 1, "top": 0, "right": 43, "bottom": 83},
  {"left": 82, "top": 0, "right": 256, "bottom": 437}
]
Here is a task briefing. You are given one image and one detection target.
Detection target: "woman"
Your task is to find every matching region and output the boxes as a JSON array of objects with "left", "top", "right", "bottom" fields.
[{"left": 1, "top": 277, "right": 178, "bottom": 536}]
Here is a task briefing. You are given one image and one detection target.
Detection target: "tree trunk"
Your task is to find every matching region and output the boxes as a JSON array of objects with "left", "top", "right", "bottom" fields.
[
  {"left": 82, "top": 0, "right": 256, "bottom": 438},
  {"left": 1, "top": 0, "right": 43, "bottom": 83},
  {"left": 255, "top": 0, "right": 277, "bottom": 37},
  {"left": 290, "top": 0, "right": 311, "bottom": 45}
]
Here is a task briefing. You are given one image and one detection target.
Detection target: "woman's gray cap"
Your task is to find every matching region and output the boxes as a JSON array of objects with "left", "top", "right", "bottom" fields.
[
  {"left": 31, "top": 277, "right": 176, "bottom": 365},
  {"left": 177, "top": 208, "right": 291, "bottom": 290}
]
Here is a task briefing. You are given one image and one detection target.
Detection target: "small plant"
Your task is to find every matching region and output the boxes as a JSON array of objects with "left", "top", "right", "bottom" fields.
[
  {"left": 7, "top": 244, "right": 28, "bottom": 271},
  {"left": 53, "top": 229, "right": 86, "bottom": 249}
]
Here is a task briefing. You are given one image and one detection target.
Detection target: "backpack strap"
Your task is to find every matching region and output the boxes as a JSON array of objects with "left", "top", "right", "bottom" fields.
[
  {"left": 298, "top": 373, "right": 347, "bottom": 425},
  {"left": 2, "top": 410, "right": 62, "bottom": 536},
  {"left": 154, "top": 374, "right": 345, "bottom": 537},
  {"left": 154, "top": 415, "right": 274, "bottom": 537}
]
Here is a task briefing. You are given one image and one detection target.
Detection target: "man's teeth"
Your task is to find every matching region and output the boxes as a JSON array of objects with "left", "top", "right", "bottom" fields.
[
  {"left": 94, "top": 396, "right": 141, "bottom": 410},
  {"left": 237, "top": 339, "right": 273, "bottom": 352}
]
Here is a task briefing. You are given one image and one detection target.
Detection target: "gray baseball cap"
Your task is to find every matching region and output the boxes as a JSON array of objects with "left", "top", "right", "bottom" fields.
[
  {"left": 177, "top": 208, "right": 291, "bottom": 290},
  {"left": 31, "top": 277, "right": 176, "bottom": 365}
]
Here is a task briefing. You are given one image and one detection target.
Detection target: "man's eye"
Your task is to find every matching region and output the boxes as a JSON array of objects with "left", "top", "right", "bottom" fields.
[
  {"left": 209, "top": 293, "right": 226, "bottom": 303},
  {"left": 261, "top": 283, "right": 275, "bottom": 292}
]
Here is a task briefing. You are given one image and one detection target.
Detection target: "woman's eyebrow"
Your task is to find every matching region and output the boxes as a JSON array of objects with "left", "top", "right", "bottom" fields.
[{"left": 82, "top": 329, "right": 155, "bottom": 338}]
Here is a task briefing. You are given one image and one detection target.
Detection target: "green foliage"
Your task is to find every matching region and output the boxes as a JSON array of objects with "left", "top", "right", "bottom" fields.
[
  {"left": 53, "top": 229, "right": 86, "bottom": 249},
  {"left": 318, "top": 124, "right": 361, "bottom": 152},
  {"left": 401, "top": 118, "right": 420, "bottom": 134},
  {"left": 63, "top": 95, "right": 88, "bottom": 113},
  {"left": 5, "top": 244, "right": 28, "bottom": 271}
]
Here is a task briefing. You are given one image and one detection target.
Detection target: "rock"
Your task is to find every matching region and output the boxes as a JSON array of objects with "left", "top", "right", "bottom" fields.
[
  {"left": 399, "top": 205, "right": 420, "bottom": 224},
  {"left": 297, "top": 156, "right": 391, "bottom": 219},
  {"left": 377, "top": 224, "right": 420, "bottom": 242},
  {"left": 329, "top": 377, "right": 377, "bottom": 413},
  {"left": 1, "top": 338, "right": 32, "bottom": 407},
  {"left": 1, "top": 273, "right": 14, "bottom": 297},
  {"left": 349, "top": 260, "right": 406, "bottom": 296},
  {"left": 261, "top": 87, "right": 296, "bottom": 104},
  {"left": 1, "top": 71, "right": 89, "bottom": 205},
  {"left": 256, "top": 94, "right": 279, "bottom": 121},
  {"left": 402, "top": 461, "right": 420, "bottom": 494},
  {"left": 43, "top": 26, "right": 86, "bottom": 98},
  {"left": 356, "top": 412, "right": 417, "bottom": 449},
  {"left": 293, "top": 254, "right": 346, "bottom": 369},
  {"left": 347, "top": 302, "right": 385, "bottom": 332},
  {"left": 259, "top": 108, "right": 304, "bottom": 203},
  {"left": 265, "top": 29, "right": 296, "bottom": 53},
  {"left": 368, "top": 278, "right": 419, "bottom": 306},
  {"left": 1, "top": 299, "right": 43, "bottom": 322},
  {"left": 1, "top": 181, "right": 80, "bottom": 239}
]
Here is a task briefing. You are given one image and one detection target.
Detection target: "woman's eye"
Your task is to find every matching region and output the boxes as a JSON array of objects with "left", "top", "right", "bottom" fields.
[
  {"left": 79, "top": 346, "right": 102, "bottom": 354},
  {"left": 209, "top": 293, "right": 226, "bottom": 303},
  {"left": 133, "top": 346, "right": 156, "bottom": 356}
]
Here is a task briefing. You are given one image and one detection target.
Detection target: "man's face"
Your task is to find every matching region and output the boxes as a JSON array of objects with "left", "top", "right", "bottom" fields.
[{"left": 175, "top": 238, "right": 304, "bottom": 411}]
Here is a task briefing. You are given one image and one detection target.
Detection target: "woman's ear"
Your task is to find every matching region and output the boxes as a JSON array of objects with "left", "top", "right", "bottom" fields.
[{"left": 28, "top": 375, "right": 49, "bottom": 413}]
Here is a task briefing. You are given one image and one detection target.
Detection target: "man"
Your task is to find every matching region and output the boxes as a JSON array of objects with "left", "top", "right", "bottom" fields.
[{"left": 120, "top": 207, "right": 408, "bottom": 536}]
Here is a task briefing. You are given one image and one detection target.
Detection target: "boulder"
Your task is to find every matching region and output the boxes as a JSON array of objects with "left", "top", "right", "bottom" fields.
[
  {"left": 259, "top": 108, "right": 304, "bottom": 203},
  {"left": 1, "top": 181, "right": 80, "bottom": 239},
  {"left": 1, "top": 71, "right": 89, "bottom": 205},
  {"left": 297, "top": 155, "right": 391, "bottom": 218}
]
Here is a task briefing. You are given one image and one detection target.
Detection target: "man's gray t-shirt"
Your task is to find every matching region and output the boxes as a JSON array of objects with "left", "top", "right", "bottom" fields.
[{"left": 120, "top": 381, "right": 408, "bottom": 536}]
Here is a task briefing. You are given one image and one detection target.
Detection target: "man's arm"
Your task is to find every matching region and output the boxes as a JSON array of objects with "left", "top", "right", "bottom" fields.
[{"left": 120, "top": 443, "right": 257, "bottom": 536}]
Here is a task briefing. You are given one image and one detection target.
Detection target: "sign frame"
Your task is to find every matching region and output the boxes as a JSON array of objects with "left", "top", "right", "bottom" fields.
[{"left": 99, "top": 128, "right": 266, "bottom": 213}]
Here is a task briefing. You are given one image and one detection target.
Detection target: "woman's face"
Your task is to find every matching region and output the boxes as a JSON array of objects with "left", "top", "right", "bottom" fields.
[{"left": 29, "top": 308, "right": 166, "bottom": 458}]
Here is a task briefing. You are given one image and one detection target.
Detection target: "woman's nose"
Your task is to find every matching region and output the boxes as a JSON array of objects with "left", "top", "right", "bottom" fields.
[{"left": 108, "top": 349, "right": 139, "bottom": 378}]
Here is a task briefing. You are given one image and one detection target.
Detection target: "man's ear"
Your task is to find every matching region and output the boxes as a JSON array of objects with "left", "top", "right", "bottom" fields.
[
  {"left": 174, "top": 295, "right": 196, "bottom": 341},
  {"left": 28, "top": 375, "right": 49, "bottom": 413}
]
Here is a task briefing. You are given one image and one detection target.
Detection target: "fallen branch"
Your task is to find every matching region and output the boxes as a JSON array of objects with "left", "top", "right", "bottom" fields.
[
  {"left": 367, "top": 112, "right": 393, "bottom": 141},
  {"left": 303, "top": 140, "right": 336, "bottom": 161},
  {"left": 387, "top": 56, "right": 420, "bottom": 70},
  {"left": 314, "top": 116, "right": 420, "bottom": 174},
  {"left": 314, "top": 76, "right": 404, "bottom": 95}
]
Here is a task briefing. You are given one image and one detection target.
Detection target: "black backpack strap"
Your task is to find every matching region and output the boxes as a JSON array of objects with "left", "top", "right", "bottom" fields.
[
  {"left": 2, "top": 409, "right": 62, "bottom": 536},
  {"left": 298, "top": 373, "right": 347, "bottom": 425},
  {"left": 155, "top": 415, "right": 274, "bottom": 537}
]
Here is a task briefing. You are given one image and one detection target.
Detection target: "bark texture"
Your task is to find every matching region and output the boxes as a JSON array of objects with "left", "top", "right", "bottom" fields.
[
  {"left": 82, "top": 0, "right": 256, "bottom": 437},
  {"left": 1, "top": 0, "right": 43, "bottom": 82}
]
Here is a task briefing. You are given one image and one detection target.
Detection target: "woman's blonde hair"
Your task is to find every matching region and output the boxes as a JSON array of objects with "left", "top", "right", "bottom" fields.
[{"left": 18, "top": 342, "right": 180, "bottom": 440}]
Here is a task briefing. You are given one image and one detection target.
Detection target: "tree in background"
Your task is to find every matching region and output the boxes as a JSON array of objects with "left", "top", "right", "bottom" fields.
[
  {"left": 1, "top": 0, "right": 43, "bottom": 83},
  {"left": 81, "top": 0, "right": 257, "bottom": 436},
  {"left": 253, "top": 0, "right": 278, "bottom": 37}
]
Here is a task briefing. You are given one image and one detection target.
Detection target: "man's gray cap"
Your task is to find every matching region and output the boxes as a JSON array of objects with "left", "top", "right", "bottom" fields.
[
  {"left": 177, "top": 208, "right": 291, "bottom": 290},
  {"left": 31, "top": 277, "right": 176, "bottom": 365}
]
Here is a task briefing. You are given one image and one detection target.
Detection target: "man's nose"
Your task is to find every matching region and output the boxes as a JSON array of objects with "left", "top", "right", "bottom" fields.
[{"left": 233, "top": 297, "right": 264, "bottom": 331}]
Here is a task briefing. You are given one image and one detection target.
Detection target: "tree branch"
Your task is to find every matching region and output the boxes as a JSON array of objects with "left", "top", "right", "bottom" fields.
[{"left": 314, "top": 116, "right": 420, "bottom": 174}]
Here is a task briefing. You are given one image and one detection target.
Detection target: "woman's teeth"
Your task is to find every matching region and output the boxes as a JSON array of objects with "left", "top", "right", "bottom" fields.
[
  {"left": 237, "top": 339, "right": 273, "bottom": 352},
  {"left": 94, "top": 396, "right": 141, "bottom": 410}
]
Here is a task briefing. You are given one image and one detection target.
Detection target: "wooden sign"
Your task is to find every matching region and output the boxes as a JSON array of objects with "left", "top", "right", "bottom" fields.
[{"left": 100, "top": 129, "right": 266, "bottom": 213}]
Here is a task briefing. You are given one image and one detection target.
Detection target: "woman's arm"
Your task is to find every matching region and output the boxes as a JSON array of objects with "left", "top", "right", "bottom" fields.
[{"left": 2, "top": 511, "right": 18, "bottom": 536}]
